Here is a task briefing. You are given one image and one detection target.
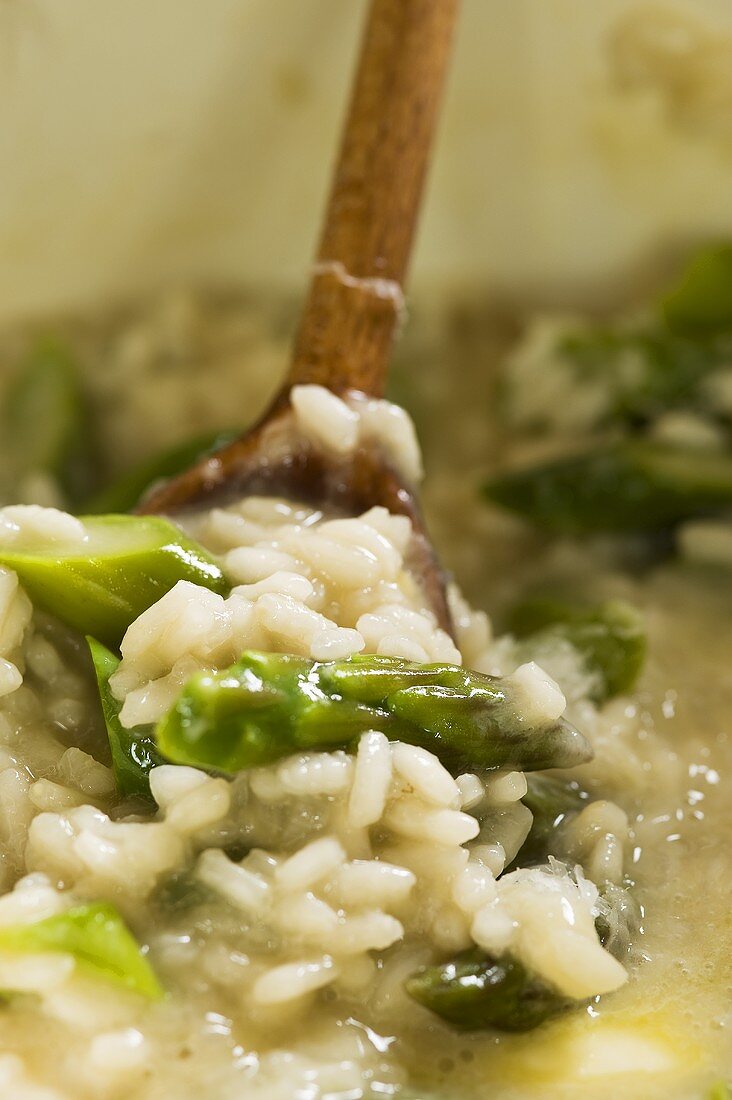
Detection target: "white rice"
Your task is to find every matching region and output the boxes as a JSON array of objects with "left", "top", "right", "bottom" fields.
[
  {"left": 0, "top": 506, "right": 87, "bottom": 548},
  {"left": 456, "top": 772, "right": 486, "bottom": 809},
  {"left": 275, "top": 837, "right": 346, "bottom": 893},
  {"left": 291, "top": 384, "right": 359, "bottom": 456},
  {"left": 507, "top": 661, "right": 567, "bottom": 725},
  {"left": 0, "top": 376, "right": 640, "bottom": 1097},
  {"left": 252, "top": 956, "right": 339, "bottom": 1006},
  {"left": 391, "top": 742, "right": 461, "bottom": 807},
  {"left": 483, "top": 770, "right": 528, "bottom": 805},
  {"left": 196, "top": 849, "right": 271, "bottom": 914},
  {"left": 0, "top": 568, "right": 32, "bottom": 698},
  {"left": 289, "top": 383, "right": 423, "bottom": 484},
  {"left": 347, "top": 730, "right": 393, "bottom": 827}
]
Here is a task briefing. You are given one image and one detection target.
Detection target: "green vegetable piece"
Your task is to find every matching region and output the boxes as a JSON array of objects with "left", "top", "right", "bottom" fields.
[
  {"left": 320, "top": 653, "right": 472, "bottom": 702},
  {"left": 660, "top": 244, "right": 732, "bottom": 335},
  {"left": 0, "top": 902, "right": 162, "bottom": 1000},
  {"left": 0, "top": 513, "right": 227, "bottom": 648},
  {"left": 155, "top": 651, "right": 592, "bottom": 776},
  {"left": 405, "top": 948, "right": 569, "bottom": 1032},
  {"left": 558, "top": 324, "right": 722, "bottom": 426},
  {"left": 515, "top": 773, "right": 586, "bottom": 867},
  {"left": 323, "top": 655, "right": 590, "bottom": 771},
  {"left": 595, "top": 880, "right": 641, "bottom": 960},
  {"left": 87, "top": 637, "right": 164, "bottom": 799},
  {"left": 0, "top": 337, "right": 95, "bottom": 506},
  {"left": 510, "top": 596, "right": 646, "bottom": 702},
  {"left": 151, "top": 869, "right": 214, "bottom": 916},
  {"left": 484, "top": 440, "right": 732, "bottom": 535},
  {"left": 85, "top": 429, "right": 238, "bottom": 514},
  {"left": 156, "top": 652, "right": 397, "bottom": 772}
]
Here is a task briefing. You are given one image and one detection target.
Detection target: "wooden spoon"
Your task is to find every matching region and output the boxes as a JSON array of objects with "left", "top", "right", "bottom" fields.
[{"left": 141, "top": 0, "right": 460, "bottom": 631}]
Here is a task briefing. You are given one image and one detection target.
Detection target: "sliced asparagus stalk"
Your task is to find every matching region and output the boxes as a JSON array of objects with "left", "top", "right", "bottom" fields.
[
  {"left": 85, "top": 428, "right": 237, "bottom": 514},
  {"left": 484, "top": 440, "right": 732, "bottom": 535},
  {"left": 155, "top": 651, "right": 592, "bottom": 776},
  {"left": 509, "top": 596, "right": 646, "bottom": 702},
  {"left": 87, "top": 637, "right": 163, "bottom": 799},
  {"left": 514, "top": 773, "right": 586, "bottom": 867},
  {"left": 405, "top": 948, "right": 569, "bottom": 1032},
  {"left": 0, "top": 337, "right": 95, "bottom": 506},
  {"left": 595, "top": 880, "right": 641, "bottom": 960},
  {"left": 323, "top": 655, "right": 590, "bottom": 772},
  {"left": 0, "top": 513, "right": 227, "bottom": 648},
  {"left": 0, "top": 902, "right": 163, "bottom": 1000}
]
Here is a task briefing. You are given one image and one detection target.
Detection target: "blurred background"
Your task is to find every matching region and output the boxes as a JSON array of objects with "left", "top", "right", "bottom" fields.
[{"left": 3, "top": 0, "right": 732, "bottom": 324}]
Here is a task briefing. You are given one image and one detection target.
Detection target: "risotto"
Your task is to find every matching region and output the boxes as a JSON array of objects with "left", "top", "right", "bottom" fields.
[{"left": 0, "top": 252, "right": 729, "bottom": 1099}]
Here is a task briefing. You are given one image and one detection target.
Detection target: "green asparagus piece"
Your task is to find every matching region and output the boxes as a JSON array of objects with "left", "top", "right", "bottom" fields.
[
  {"left": 594, "top": 880, "right": 641, "bottom": 960},
  {"left": 155, "top": 651, "right": 592, "bottom": 775},
  {"left": 405, "top": 948, "right": 569, "bottom": 1032},
  {"left": 558, "top": 324, "right": 722, "bottom": 426},
  {"left": 660, "top": 244, "right": 732, "bottom": 335},
  {"left": 0, "top": 337, "right": 95, "bottom": 506},
  {"left": 0, "top": 902, "right": 162, "bottom": 999},
  {"left": 509, "top": 596, "right": 646, "bottom": 702},
  {"left": 484, "top": 440, "right": 732, "bottom": 534},
  {"left": 85, "top": 428, "right": 238, "bottom": 514},
  {"left": 87, "top": 637, "right": 164, "bottom": 800},
  {"left": 514, "top": 773, "right": 586, "bottom": 867},
  {"left": 151, "top": 869, "right": 214, "bottom": 916},
  {"left": 516, "top": 781, "right": 640, "bottom": 958},
  {"left": 0, "top": 514, "right": 227, "bottom": 648}
]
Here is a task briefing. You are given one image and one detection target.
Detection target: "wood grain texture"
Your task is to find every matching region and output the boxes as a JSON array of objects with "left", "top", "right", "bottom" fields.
[{"left": 290, "top": 0, "right": 459, "bottom": 396}]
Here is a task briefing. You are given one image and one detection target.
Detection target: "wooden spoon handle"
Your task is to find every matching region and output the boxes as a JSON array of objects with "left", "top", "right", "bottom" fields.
[{"left": 287, "top": 0, "right": 459, "bottom": 398}]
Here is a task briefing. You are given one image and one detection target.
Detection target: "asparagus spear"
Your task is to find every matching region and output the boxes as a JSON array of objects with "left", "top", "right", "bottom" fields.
[
  {"left": 85, "top": 428, "right": 238, "bottom": 514},
  {"left": 0, "top": 337, "right": 95, "bottom": 506},
  {"left": 0, "top": 902, "right": 163, "bottom": 999},
  {"left": 155, "top": 651, "right": 591, "bottom": 775},
  {"left": 405, "top": 948, "right": 569, "bottom": 1032},
  {"left": 87, "top": 637, "right": 164, "bottom": 800},
  {"left": 558, "top": 324, "right": 722, "bottom": 426},
  {"left": 484, "top": 440, "right": 732, "bottom": 534},
  {"left": 509, "top": 596, "right": 646, "bottom": 702},
  {"left": 0, "top": 514, "right": 227, "bottom": 648}
]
